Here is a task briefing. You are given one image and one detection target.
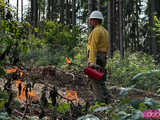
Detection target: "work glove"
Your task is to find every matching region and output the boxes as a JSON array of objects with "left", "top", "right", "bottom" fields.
[{"left": 88, "top": 62, "right": 100, "bottom": 68}]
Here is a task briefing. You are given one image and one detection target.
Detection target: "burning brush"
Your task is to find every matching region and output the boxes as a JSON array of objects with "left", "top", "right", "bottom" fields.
[
  {"left": 65, "top": 57, "right": 82, "bottom": 68},
  {"left": 66, "top": 90, "right": 80, "bottom": 102},
  {"left": 15, "top": 80, "right": 38, "bottom": 102},
  {"left": 6, "top": 66, "right": 38, "bottom": 103}
]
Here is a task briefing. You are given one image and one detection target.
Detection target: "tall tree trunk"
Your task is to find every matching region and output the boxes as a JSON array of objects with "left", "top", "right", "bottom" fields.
[
  {"left": 31, "top": 0, "right": 33, "bottom": 23},
  {"left": 136, "top": 0, "right": 140, "bottom": 50},
  {"left": 97, "top": 0, "right": 107, "bottom": 28},
  {"left": 60, "top": 0, "right": 64, "bottom": 24},
  {"left": 148, "top": 0, "right": 153, "bottom": 54},
  {"left": 88, "top": 0, "right": 97, "bottom": 34},
  {"left": 17, "top": 0, "right": 19, "bottom": 21},
  {"left": 97, "top": 0, "right": 105, "bottom": 11},
  {"left": 47, "top": 0, "right": 51, "bottom": 20},
  {"left": 31, "top": 0, "right": 38, "bottom": 36},
  {"left": 51, "top": 0, "right": 53, "bottom": 20},
  {"left": 97, "top": 0, "right": 100, "bottom": 11},
  {"left": 155, "top": 0, "right": 160, "bottom": 18},
  {"left": 72, "top": 0, "right": 76, "bottom": 25},
  {"left": 119, "top": 0, "right": 124, "bottom": 59},
  {"left": 38, "top": 0, "right": 40, "bottom": 22},
  {"left": 43, "top": 0, "right": 46, "bottom": 19},
  {"left": 21, "top": 0, "right": 23, "bottom": 21},
  {"left": 0, "top": 0, "right": 5, "bottom": 20},
  {"left": 66, "top": 0, "right": 70, "bottom": 24},
  {"left": 35, "top": 0, "right": 38, "bottom": 28},
  {"left": 51, "top": 0, "right": 58, "bottom": 21},
  {"left": 108, "top": 0, "right": 121, "bottom": 57},
  {"left": 149, "top": 0, "right": 157, "bottom": 59},
  {"left": 108, "top": 0, "right": 113, "bottom": 58}
]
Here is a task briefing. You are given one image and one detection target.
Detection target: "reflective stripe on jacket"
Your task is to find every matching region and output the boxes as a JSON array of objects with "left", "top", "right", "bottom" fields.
[{"left": 87, "top": 25, "right": 109, "bottom": 63}]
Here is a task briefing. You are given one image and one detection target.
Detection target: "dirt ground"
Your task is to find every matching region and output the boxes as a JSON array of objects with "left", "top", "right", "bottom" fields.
[{"left": 2, "top": 65, "right": 160, "bottom": 119}]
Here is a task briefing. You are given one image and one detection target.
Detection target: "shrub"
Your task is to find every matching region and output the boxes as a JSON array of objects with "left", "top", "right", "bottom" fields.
[{"left": 107, "top": 51, "right": 159, "bottom": 91}]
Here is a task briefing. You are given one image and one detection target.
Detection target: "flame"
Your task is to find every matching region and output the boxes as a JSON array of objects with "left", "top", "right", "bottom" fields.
[
  {"left": 6, "top": 66, "right": 23, "bottom": 78},
  {"left": 66, "top": 90, "right": 79, "bottom": 102},
  {"left": 6, "top": 66, "right": 17, "bottom": 73},
  {"left": 65, "top": 57, "right": 71, "bottom": 64},
  {"left": 19, "top": 72, "right": 23, "bottom": 77},
  {"left": 15, "top": 80, "right": 38, "bottom": 102},
  {"left": 18, "top": 83, "right": 26, "bottom": 101},
  {"left": 28, "top": 92, "right": 38, "bottom": 101},
  {"left": 7, "top": 66, "right": 37, "bottom": 102}
]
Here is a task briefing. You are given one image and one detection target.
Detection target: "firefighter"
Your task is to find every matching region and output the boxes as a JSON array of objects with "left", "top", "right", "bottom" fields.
[{"left": 87, "top": 10, "right": 111, "bottom": 103}]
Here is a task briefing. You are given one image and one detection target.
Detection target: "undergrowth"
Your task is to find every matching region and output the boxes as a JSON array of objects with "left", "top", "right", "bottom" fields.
[{"left": 107, "top": 51, "right": 160, "bottom": 91}]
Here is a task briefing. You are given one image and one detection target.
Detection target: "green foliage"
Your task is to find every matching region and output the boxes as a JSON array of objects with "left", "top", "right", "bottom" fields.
[
  {"left": 111, "top": 96, "right": 160, "bottom": 120},
  {"left": 0, "top": 112, "right": 20, "bottom": 120},
  {"left": 0, "top": 0, "right": 6, "bottom": 7},
  {"left": 89, "top": 102, "right": 106, "bottom": 112},
  {"left": 152, "top": 16, "right": 160, "bottom": 59},
  {"left": 0, "top": 92, "right": 8, "bottom": 108},
  {"left": 107, "top": 51, "right": 159, "bottom": 91},
  {"left": 153, "top": 16, "right": 160, "bottom": 37},
  {"left": 57, "top": 102, "right": 70, "bottom": 114},
  {"left": 0, "top": 62, "right": 5, "bottom": 77},
  {"left": 131, "top": 70, "right": 160, "bottom": 90},
  {"left": 0, "top": 18, "right": 44, "bottom": 65},
  {"left": 41, "top": 21, "right": 81, "bottom": 51},
  {"left": 22, "top": 21, "right": 87, "bottom": 67}
]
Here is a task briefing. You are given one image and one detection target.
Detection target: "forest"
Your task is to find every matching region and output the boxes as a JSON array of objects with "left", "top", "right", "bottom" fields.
[{"left": 0, "top": 0, "right": 160, "bottom": 119}]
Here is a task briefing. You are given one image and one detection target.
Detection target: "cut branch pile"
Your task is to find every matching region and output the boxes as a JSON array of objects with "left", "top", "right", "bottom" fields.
[{"left": 2, "top": 65, "right": 95, "bottom": 119}]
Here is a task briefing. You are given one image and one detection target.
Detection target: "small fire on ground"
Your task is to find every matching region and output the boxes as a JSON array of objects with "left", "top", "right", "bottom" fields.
[
  {"left": 6, "top": 66, "right": 38, "bottom": 102},
  {"left": 66, "top": 90, "right": 80, "bottom": 102},
  {"left": 7, "top": 66, "right": 80, "bottom": 103},
  {"left": 15, "top": 80, "right": 38, "bottom": 102}
]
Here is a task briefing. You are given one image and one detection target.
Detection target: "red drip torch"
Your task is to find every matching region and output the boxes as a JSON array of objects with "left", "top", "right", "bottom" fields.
[
  {"left": 84, "top": 66, "right": 104, "bottom": 80},
  {"left": 65, "top": 57, "right": 104, "bottom": 80}
]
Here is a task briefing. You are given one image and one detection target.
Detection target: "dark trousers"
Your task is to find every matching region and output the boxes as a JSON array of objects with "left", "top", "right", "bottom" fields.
[{"left": 88, "top": 52, "right": 110, "bottom": 102}]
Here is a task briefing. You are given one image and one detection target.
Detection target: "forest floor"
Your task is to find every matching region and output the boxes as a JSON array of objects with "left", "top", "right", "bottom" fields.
[{"left": 1, "top": 65, "right": 160, "bottom": 120}]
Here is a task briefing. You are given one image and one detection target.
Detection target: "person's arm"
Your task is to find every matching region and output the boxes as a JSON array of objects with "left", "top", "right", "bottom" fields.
[{"left": 88, "top": 30, "right": 100, "bottom": 63}]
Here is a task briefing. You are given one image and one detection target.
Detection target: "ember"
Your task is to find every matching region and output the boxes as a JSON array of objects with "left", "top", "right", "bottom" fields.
[
  {"left": 66, "top": 90, "right": 79, "bottom": 102},
  {"left": 6, "top": 66, "right": 18, "bottom": 73},
  {"left": 15, "top": 80, "right": 38, "bottom": 102},
  {"left": 19, "top": 72, "right": 23, "bottom": 77},
  {"left": 65, "top": 57, "right": 71, "bottom": 64}
]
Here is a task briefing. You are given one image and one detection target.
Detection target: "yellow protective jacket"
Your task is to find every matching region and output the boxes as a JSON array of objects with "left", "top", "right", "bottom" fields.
[{"left": 87, "top": 25, "right": 109, "bottom": 63}]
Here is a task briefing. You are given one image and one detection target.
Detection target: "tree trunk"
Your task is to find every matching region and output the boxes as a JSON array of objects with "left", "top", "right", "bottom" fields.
[
  {"left": 21, "top": 0, "right": 23, "bottom": 21},
  {"left": 97, "top": 0, "right": 105, "bottom": 11},
  {"left": 97, "top": 0, "right": 100, "bottom": 11},
  {"left": 31, "top": 0, "right": 38, "bottom": 36},
  {"left": 43, "top": 0, "right": 46, "bottom": 19},
  {"left": 60, "top": 0, "right": 64, "bottom": 24},
  {"left": 136, "top": 0, "right": 140, "bottom": 50},
  {"left": 51, "top": 0, "right": 54, "bottom": 20},
  {"left": 108, "top": 0, "right": 113, "bottom": 58},
  {"left": 47, "top": 0, "right": 51, "bottom": 20},
  {"left": 150, "top": 0, "right": 157, "bottom": 58},
  {"left": 72, "top": 0, "right": 76, "bottom": 25},
  {"left": 66, "top": 0, "right": 70, "bottom": 24},
  {"left": 88, "top": 0, "right": 97, "bottom": 34},
  {"left": 35, "top": 0, "right": 38, "bottom": 28},
  {"left": 155, "top": 0, "right": 160, "bottom": 18},
  {"left": 119, "top": 0, "right": 124, "bottom": 59},
  {"left": 38, "top": 0, "right": 41, "bottom": 22},
  {"left": 31, "top": 0, "right": 34, "bottom": 23},
  {"left": 17, "top": 0, "right": 19, "bottom": 21},
  {"left": 0, "top": 0, "right": 4, "bottom": 20}
]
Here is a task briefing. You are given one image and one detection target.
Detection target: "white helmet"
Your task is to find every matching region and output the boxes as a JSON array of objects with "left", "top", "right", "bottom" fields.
[{"left": 89, "top": 10, "right": 104, "bottom": 20}]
